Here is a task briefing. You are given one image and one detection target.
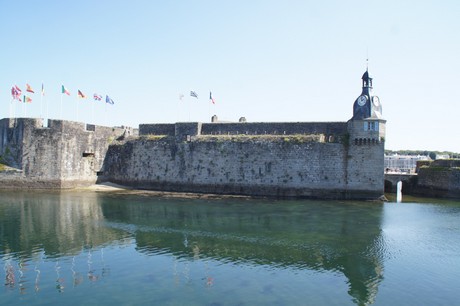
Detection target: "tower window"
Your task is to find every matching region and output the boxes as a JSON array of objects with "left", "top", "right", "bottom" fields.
[{"left": 364, "top": 121, "right": 378, "bottom": 131}]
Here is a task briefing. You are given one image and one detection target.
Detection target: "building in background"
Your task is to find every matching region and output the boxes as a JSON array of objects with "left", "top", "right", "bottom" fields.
[{"left": 384, "top": 154, "right": 430, "bottom": 174}]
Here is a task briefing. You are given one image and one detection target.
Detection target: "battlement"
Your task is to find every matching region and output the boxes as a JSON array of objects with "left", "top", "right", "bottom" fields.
[
  {"left": 139, "top": 121, "right": 348, "bottom": 138},
  {"left": 0, "top": 118, "right": 137, "bottom": 136}
]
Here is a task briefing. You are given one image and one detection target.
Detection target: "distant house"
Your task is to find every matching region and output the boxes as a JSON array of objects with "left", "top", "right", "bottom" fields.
[
  {"left": 435, "top": 154, "right": 450, "bottom": 160},
  {"left": 384, "top": 154, "right": 430, "bottom": 174}
]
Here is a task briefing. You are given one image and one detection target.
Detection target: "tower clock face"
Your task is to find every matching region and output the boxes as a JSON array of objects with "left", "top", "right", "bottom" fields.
[
  {"left": 357, "top": 95, "right": 367, "bottom": 106},
  {"left": 373, "top": 96, "right": 380, "bottom": 106}
]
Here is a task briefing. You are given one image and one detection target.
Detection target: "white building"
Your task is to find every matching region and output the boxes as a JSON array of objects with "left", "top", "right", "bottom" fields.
[{"left": 384, "top": 154, "right": 430, "bottom": 174}]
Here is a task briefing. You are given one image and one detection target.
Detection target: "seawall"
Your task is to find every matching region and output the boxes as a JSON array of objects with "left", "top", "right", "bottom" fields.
[
  {"left": 101, "top": 121, "right": 386, "bottom": 199},
  {"left": 412, "top": 159, "right": 460, "bottom": 198},
  {"left": 1, "top": 118, "right": 386, "bottom": 199}
]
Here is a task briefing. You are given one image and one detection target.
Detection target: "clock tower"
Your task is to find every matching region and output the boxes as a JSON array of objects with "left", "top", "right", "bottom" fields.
[
  {"left": 352, "top": 69, "right": 382, "bottom": 120},
  {"left": 346, "top": 68, "right": 386, "bottom": 199}
]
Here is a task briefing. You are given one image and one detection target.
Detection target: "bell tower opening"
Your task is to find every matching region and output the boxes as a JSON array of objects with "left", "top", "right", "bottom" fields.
[
  {"left": 352, "top": 67, "right": 382, "bottom": 120},
  {"left": 362, "top": 70, "right": 373, "bottom": 89}
]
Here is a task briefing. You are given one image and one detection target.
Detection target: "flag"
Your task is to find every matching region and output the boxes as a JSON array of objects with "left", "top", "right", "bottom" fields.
[
  {"left": 23, "top": 95, "right": 32, "bottom": 103},
  {"left": 15, "top": 85, "right": 22, "bottom": 96},
  {"left": 26, "top": 83, "right": 35, "bottom": 93},
  {"left": 61, "top": 85, "right": 70, "bottom": 96},
  {"left": 105, "top": 95, "right": 115, "bottom": 105},
  {"left": 11, "top": 85, "right": 21, "bottom": 100},
  {"left": 190, "top": 91, "right": 198, "bottom": 98},
  {"left": 209, "top": 91, "right": 215, "bottom": 104},
  {"left": 179, "top": 93, "right": 184, "bottom": 101},
  {"left": 41, "top": 83, "right": 45, "bottom": 96},
  {"left": 11, "top": 87, "right": 18, "bottom": 99},
  {"left": 93, "top": 93, "right": 102, "bottom": 101},
  {"left": 78, "top": 90, "right": 87, "bottom": 99}
]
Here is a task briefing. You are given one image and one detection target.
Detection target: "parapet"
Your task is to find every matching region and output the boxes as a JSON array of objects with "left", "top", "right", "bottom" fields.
[
  {"left": 139, "top": 121, "right": 348, "bottom": 138},
  {"left": 201, "top": 122, "right": 347, "bottom": 136},
  {"left": 139, "top": 123, "right": 175, "bottom": 136}
]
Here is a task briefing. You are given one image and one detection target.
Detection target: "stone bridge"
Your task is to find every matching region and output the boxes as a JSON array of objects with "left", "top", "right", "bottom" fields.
[{"left": 384, "top": 173, "right": 416, "bottom": 193}]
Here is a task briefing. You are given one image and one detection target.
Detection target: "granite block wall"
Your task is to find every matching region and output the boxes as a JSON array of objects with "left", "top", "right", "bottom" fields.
[
  {"left": 102, "top": 129, "right": 384, "bottom": 199},
  {"left": 0, "top": 118, "right": 129, "bottom": 188},
  {"left": 1, "top": 118, "right": 387, "bottom": 198},
  {"left": 414, "top": 164, "right": 460, "bottom": 198}
]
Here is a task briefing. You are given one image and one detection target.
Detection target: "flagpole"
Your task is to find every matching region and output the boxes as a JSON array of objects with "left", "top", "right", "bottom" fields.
[
  {"left": 104, "top": 101, "right": 107, "bottom": 126},
  {"left": 177, "top": 94, "right": 180, "bottom": 122},
  {"left": 60, "top": 93, "right": 63, "bottom": 119},
  {"left": 40, "top": 82, "right": 43, "bottom": 119},
  {"left": 208, "top": 91, "right": 211, "bottom": 123},
  {"left": 46, "top": 95, "right": 49, "bottom": 124},
  {"left": 76, "top": 95, "right": 79, "bottom": 122}
]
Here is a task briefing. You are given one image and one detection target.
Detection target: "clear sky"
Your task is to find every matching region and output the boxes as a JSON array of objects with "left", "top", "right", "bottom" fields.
[{"left": 1, "top": 0, "right": 459, "bottom": 153}]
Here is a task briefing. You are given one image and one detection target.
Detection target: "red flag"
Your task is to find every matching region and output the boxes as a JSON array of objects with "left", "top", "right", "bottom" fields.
[
  {"left": 26, "top": 83, "right": 34, "bottom": 93},
  {"left": 78, "top": 90, "right": 87, "bottom": 99},
  {"left": 11, "top": 85, "right": 22, "bottom": 100},
  {"left": 15, "top": 85, "right": 22, "bottom": 95}
]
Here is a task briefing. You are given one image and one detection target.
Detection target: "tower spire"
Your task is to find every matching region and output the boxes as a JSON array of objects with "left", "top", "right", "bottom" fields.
[{"left": 366, "top": 48, "right": 369, "bottom": 71}]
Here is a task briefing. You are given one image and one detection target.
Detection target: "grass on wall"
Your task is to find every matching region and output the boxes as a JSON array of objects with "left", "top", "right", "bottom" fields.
[{"left": 195, "top": 134, "right": 325, "bottom": 143}]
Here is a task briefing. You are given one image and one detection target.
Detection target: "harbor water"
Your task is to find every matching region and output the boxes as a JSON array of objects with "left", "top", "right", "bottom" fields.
[{"left": 1, "top": 190, "right": 459, "bottom": 305}]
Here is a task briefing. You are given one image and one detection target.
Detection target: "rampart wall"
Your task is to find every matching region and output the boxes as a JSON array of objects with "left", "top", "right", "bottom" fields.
[
  {"left": 413, "top": 160, "right": 460, "bottom": 198},
  {"left": 102, "top": 120, "right": 386, "bottom": 199},
  {"left": 0, "top": 118, "right": 132, "bottom": 188},
  {"left": 0, "top": 118, "right": 387, "bottom": 199},
  {"left": 139, "top": 122, "right": 348, "bottom": 137}
]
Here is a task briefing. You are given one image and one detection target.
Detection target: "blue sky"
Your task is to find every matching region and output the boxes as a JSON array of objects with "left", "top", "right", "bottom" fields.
[{"left": 1, "top": 0, "right": 459, "bottom": 152}]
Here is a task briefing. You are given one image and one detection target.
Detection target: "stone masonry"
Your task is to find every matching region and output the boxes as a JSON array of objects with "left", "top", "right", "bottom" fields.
[
  {"left": 0, "top": 118, "right": 133, "bottom": 188},
  {"left": 101, "top": 119, "right": 386, "bottom": 199}
]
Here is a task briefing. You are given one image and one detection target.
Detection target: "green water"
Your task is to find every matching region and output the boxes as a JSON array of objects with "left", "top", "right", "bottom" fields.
[{"left": 0, "top": 190, "right": 459, "bottom": 305}]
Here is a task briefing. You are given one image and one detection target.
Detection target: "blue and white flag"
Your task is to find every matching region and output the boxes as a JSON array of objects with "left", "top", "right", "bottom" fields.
[
  {"left": 190, "top": 91, "right": 198, "bottom": 98},
  {"left": 106, "top": 95, "right": 115, "bottom": 105}
]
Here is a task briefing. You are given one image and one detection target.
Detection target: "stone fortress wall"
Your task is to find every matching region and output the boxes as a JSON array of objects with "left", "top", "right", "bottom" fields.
[
  {"left": 0, "top": 118, "right": 133, "bottom": 188},
  {"left": 101, "top": 119, "right": 386, "bottom": 199},
  {"left": 0, "top": 116, "right": 386, "bottom": 199},
  {"left": 140, "top": 122, "right": 348, "bottom": 138},
  {"left": 413, "top": 159, "right": 460, "bottom": 198}
]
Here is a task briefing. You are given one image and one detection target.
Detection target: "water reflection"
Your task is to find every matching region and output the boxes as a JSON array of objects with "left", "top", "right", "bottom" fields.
[
  {"left": 0, "top": 191, "right": 122, "bottom": 295},
  {"left": 100, "top": 197, "right": 385, "bottom": 305},
  {"left": 0, "top": 191, "right": 386, "bottom": 305},
  {"left": 0, "top": 191, "right": 124, "bottom": 257}
]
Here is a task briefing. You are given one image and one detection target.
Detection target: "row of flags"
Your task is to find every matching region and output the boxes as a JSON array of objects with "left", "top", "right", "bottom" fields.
[
  {"left": 10, "top": 84, "right": 216, "bottom": 106},
  {"left": 185, "top": 90, "right": 216, "bottom": 104},
  {"left": 11, "top": 84, "right": 36, "bottom": 102},
  {"left": 9, "top": 84, "right": 115, "bottom": 105}
]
